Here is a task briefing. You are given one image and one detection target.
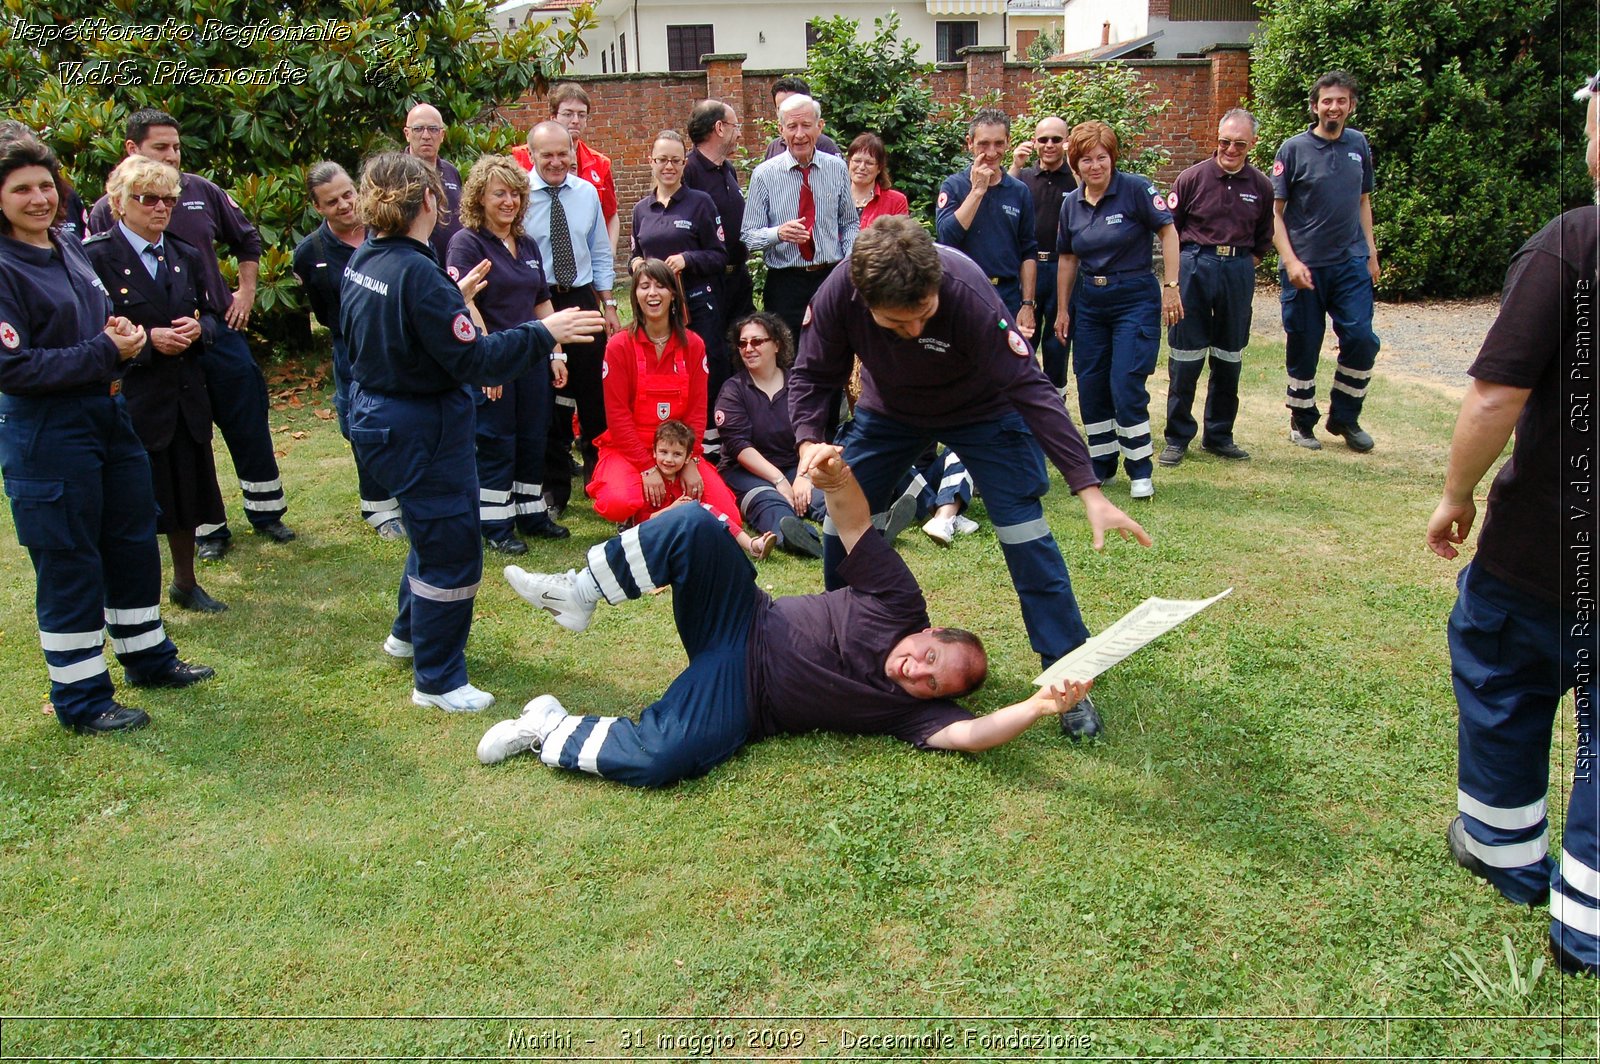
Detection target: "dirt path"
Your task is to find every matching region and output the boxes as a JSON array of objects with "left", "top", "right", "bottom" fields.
[{"left": 1249, "top": 285, "right": 1500, "bottom": 396}]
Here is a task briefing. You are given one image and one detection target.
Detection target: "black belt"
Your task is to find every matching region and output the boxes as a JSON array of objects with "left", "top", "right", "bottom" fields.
[
  {"left": 774, "top": 262, "right": 838, "bottom": 274},
  {"left": 549, "top": 282, "right": 593, "bottom": 294},
  {"left": 1036, "top": 252, "right": 1057, "bottom": 263},
  {"left": 987, "top": 275, "right": 1017, "bottom": 286},
  {"left": 1193, "top": 245, "right": 1250, "bottom": 258},
  {"left": 1083, "top": 268, "right": 1149, "bottom": 286}
]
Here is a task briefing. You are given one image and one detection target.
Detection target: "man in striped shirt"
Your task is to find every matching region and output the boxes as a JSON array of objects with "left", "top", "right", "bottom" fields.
[{"left": 741, "top": 94, "right": 858, "bottom": 341}]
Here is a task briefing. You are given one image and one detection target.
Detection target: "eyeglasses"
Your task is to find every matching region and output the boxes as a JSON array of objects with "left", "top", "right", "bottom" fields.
[
  {"left": 131, "top": 193, "right": 178, "bottom": 208},
  {"left": 736, "top": 336, "right": 771, "bottom": 348},
  {"left": 1218, "top": 138, "right": 1252, "bottom": 151},
  {"left": 1036, "top": 136, "right": 1064, "bottom": 144},
  {"left": 651, "top": 157, "right": 684, "bottom": 166},
  {"left": 407, "top": 125, "right": 443, "bottom": 134}
]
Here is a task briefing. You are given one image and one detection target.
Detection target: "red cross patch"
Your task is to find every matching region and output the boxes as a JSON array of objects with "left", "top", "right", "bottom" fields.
[
  {"left": 0, "top": 322, "right": 17, "bottom": 349},
  {"left": 452, "top": 313, "right": 475, "bottom": 343},
  {"left": 937, "top": 190, "right": 949, "bottom": 209},
  {"left": 714, "top": 409, "right": 725, "bottom": 426},
  {"left": 702, "top": 355, "right": 709, "bottom": 374},
  {"left": 1152, "top": 194, "right": 1166, "bottom": 211},
  {"left": 1167, "top": 192, "right": 1179, "bottom": 210},
  {"left": 447, "top": 265, "right": 460, "bottom": 281},
  {"left": 1007, "top": 330, "right": 1029, "bottom": 357},
  {"left": 656, "top": 402, "right": 671, "bottom": 420},
  {"left": 1272, "top": 159, "right": 1285, "bottom": 176}
]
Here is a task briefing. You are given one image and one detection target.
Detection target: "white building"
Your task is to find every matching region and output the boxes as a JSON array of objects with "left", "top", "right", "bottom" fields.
[
  {"left": 1060, "top": 0, "right": 1258, "bottom": 59},
  {"left": 536, "top": 1, "right": 1015, "bottom": 74}
]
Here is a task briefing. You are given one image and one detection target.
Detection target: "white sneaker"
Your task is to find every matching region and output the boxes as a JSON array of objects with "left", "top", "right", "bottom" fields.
[
  {"left": 951, "top": 514, "right": 980, "bottom": 536},
  {"left": 412, "top": 683, "right": 496, "bottom": 713},
  {"left": 1130, "top": 478, "right": 1155, "bottom": 499},
  {"left": 382, "top": 634, "right": 414, "bottom": 659},
  {"left": 504, "top": 566, "right": 595, "bottom": 633},
  {"left": 477, "top": 694, "right": 568, "bottom": 764},
  {"left": 922, "top": 514, "right": 955, "bottom": 546}
]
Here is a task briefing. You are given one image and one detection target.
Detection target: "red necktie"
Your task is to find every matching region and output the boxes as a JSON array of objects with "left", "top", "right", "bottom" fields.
[{"left": 797, "top": 164, "right": 815, "bottom": 262}]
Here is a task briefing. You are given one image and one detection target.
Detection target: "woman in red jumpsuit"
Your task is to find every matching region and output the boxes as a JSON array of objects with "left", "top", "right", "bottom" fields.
[{"left": 587, "top": 260, "right": 747, "bottom": 543}]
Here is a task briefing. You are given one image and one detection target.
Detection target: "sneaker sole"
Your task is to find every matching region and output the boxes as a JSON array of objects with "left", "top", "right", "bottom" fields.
[{"left": 412, "top": 690, "right": 495, "bottom": 713}]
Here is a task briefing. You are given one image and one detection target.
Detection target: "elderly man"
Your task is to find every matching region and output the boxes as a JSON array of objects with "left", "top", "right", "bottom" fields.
[
  {"left": 937, "top": 108, "right": 1037, "bottom": 336},
  {"left": 487, "top": 449, "right": 1091, "bottom": 786},
  {"left": 1011, "top": 114, "right": 1074, "bottom": 395},
  {"left": 88, "top": 108, "right": 293, "bottom": 558},
  {"left": 1426, "top": 73, "right": 1600, "bottom": 980},
  {"left": 403, "top": 102, "right": 463, "bottom": 262},
  {"left": 742, "top": 93, "right": 857, "bottom": 341},
  {"left": 1158, "top": 108, "right": 1275, "bottom": 466},
  {"left": 791, "top": 216, "right": 1151, "bottom": 741},
  {"left": 1272, "top": 71, "right": 1381, "bottom": 453},
  {"left": 684, "top": 98, "right": 754, "bottom": 320},
  {"left": 523, "top": 120, "right": 620, "bottom": 517}
]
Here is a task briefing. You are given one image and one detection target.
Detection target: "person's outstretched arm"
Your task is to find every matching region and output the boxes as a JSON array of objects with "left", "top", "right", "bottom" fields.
[
  {"left": 805, "top": 447, "right": 871, "bottom": 553},
  {"left": 925, "top": 679, "right": 1093, "bottom": 752}
]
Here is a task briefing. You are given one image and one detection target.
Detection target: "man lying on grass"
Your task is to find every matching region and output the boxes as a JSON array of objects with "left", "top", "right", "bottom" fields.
[{"left": 484, "top": 447, "right": 1088, "bottom": 786}]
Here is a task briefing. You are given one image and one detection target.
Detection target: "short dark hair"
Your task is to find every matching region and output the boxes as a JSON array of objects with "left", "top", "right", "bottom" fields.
[
  {"left": 727, "top": 311, "right": 795, "bottom": 370},
  {"left": 846, "top": 133, "right": 891, "bottom": 190},
  {"left": 1310, "top": 70, "right": 1359, "bottom": 112},
  {"left": 548, "top": 83, "right": 592, "bottom": 114},
  {"left": 653, "top": 419, "right": 695, "bottom": 452},
  {"left": 126, "top": 108, "right": 181, "bottom": 147},
  {"left": 849, "top": 216, "right": 942, "bottom": 309},
  {"left": 931, "top": 627, "right": 988, "bottom": 695},
  {"left": 967, "top": 107, "right": 1011, "bottom": 139},
  {"left": 0, "top": 137, "right": 67, "bottom": 235},
  {"left": 771, "top": 76, "right": 811, "bottom": 101},
  {"left": 687, "top": 99, "right": 730, "bottom": 146}
]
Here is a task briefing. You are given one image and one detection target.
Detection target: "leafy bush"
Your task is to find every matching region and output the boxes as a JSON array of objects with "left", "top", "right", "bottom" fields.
[
  {"left": 1, "top": 1, "right": 594, "bottom": 347},
  {"left": 1252, "top": 0, "right": 1595, "bottom": 297},
  {"left": 1018, "top": 61, "right": 1170, "bottom": 180}
]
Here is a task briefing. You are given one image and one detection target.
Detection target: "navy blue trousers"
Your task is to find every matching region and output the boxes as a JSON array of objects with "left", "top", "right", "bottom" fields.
[
  {"left": 1280, "top": 256, "right": 1379, "bottom": 430},
  {"left": 0, "top": 393, "right": 179, "bottom": 727},
  {"left": 1450, "top": 564, "right": 1600, "bottom": 967},
  {"left": 332, "top": 338, "right": 399, "bottom": 529},
  {"left": 1071, "top": 273, "right": 1159, "bottom": 481},
  {"left": 826, "top": 406, "right": 1090, "bottom": 662},
  {"left": 540, "top": 506, "right": 754, "bottom": 787},
  {"left": 722, "top": 461, "right": 827, "bottom": 542},
  {"left": 195, "top": 325, "right": 286, "bottom": 540},
  {"left": 1165, "top": 250, "right": 1252, "bottom": 449},
  {"left": 349, "top": 384, "right": 481, "bottom": 695},
  {"left": 685, "top": 280, "right": 730, "bottom": 463},
  {"left": 475, "top": 366, "right": 552, "bottom": 540},
  {"left": 1035, "top": 258, "right": 1071, "bottom": 390}
]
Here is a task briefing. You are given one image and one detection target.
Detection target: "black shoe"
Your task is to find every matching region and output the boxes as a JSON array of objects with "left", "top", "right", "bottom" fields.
[
  {"left": 196, "top": 538, "right": 228, "bottom": 561},
  {"left": 779, "top": 515, "right": 824, "bottom": 558},
  {"left": 1288, "top": 422, "right": 1322, "bottom": 450},
  {"left": 1325, "top": 420, "right": 1374, "bottom": 453},
  {"left": 1551, "top": 934, "right": 1597, "bottom": 976},
  {"left": 522, "top": 517, "right": 571, "bottom": 540},
  {"left": 1158, "top": 443, "right": 1186, "bottom": 467},
  {"left": 168, "top": 582, "right": 228, "bottom": 613},
  {"left": 253, "top": 520, "right": 297, "bottom": 543},
  {"left": 1059, "top": 694, "right": 1103, "bottom": 740},
  {"left": 1448, "top": 816, "right": 1550, "bottom": 905},
  {"left": 129, "top": 659, "right": 215, "bottom": 689},
  {"left": 485, "top": 534, "right": 528, "bottom": 556},
  {"left": 70, "top": 702, "right": 151, "bottom": 735},
  {"left": 1201, "top": 441, "right": 1251, "bottom": 461},
  {"left": 879, "top": 494, "right": 919, "bottom": 545}
]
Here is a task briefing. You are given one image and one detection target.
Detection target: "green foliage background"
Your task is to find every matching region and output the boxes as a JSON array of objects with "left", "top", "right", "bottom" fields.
[
  {"left": 1251, "top": 0, "right": 1596, "bottom": 297},
  {"left": 1, "top": 0, "right": 594, "bottom": 343}
]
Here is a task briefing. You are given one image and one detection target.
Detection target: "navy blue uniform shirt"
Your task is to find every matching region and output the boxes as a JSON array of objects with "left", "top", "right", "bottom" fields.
[
  {"left": 790, "top": 246, "right": 1099, "bottom": 493},
  {"left": 445, "top": 227, "right": 551, "bottom": 335},
  {"left": 682, "top": 149, "right": 747, "bottom": 262},
  {"left": 0, "top": 232, "right": 120, "bottom": 395},
  {"left": 1272, "top": 125, "right": 1374, "bottom": 268},
  {"left": 291, "top": 221, "right": 360, "bottom": 339},
  {"left": 714, "top": 372, "right": 797, "bottom": 473},
  {"left": 90, "top": 171, "right": 261, "bottom": 316},
  {"left": 424, "top": 157, "right": 465, "bottom": 263},
  {"left": 1057, "top": 168, "right": 1173, "bottom": 275},
  {"left": 339, "top": 235, "right": 556, "bottom": 395},
  {"left": 629, "top": 187, "right": 726, "bottom": 282},
  {"left": 935, "top": 169, "right": 1038, "bottom": 280}
]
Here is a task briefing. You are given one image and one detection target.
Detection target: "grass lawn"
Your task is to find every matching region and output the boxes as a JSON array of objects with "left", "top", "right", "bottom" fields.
[{"left": 1, "top": 338, "right": 1597, "bottom": 1059}]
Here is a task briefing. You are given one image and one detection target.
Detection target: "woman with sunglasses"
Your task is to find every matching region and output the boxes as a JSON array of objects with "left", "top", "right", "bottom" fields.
[
  {"left": 86, "top": 155, "right": 228, "bottom": 614},
  {"left": 0, "top": 136, "right": 213, "bottom": 735},
  {"left": 626, "top": 130, "right": 728, "bottom": 455},
  {"left": 714, "top": 313, "right": 826, "bottom": 557}
]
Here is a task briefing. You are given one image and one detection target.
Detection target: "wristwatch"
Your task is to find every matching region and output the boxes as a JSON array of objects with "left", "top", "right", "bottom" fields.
[
  {"left": 603, "top": 298, "right": 618, "bottom": 307},
  {"left": 1163, "top": 281, "right": 1179, "bottom": 289},
  {"left": 1020, "top": 299, "right": 1036, "bottom": 308}
]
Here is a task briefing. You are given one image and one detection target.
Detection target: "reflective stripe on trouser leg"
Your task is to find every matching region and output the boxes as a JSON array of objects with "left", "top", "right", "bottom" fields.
[
  {"left": 1450, "top": 564, "right": 1561, "bottom": 905},
  {"left": 1553, "top": 663, "right": 1600, "bottom": 967},
  {"left": 478, "top": 487, "right": 515, "bottom": 526},
  {"left": 540, "top": 648, "right": 750, "bottom": 788},
  {"left": 1071, "top": 289, "right": 1118, "bottom": 480},
  {"left": 1164, "top": 350, "right": 1208, "bottom": 448},
  {"left": 1280, "top": 270, "right": 1327, "bottom": 427},
  {"left": 507, "top": 368, "right": 553, "bottom": 535},
  {"left": 99, "top": 429, "right": 180, "bottom": 684},
  {"left": 1322, "top": 255, "right": 1380, "bottom": 427},
  {"left": 362, "top": 494, "right": 401, "bottom": 528},
  {"left": 1108, "top": 280, "right": 1160, "bottom": 481},
  {"left": 1199, "top": 353, "right": 1244, "bottom": 448},
  {"left": 722, "top": 464, "right": 797, "bottom": 537},
  {"left": 512, "top": 482, "right": 547, "bottom": 519},
  {"left": 204, "top": 326, "right": 287, "bottom": 528},
  {"left": 929, "top": 450, "right": 973, "bottom": 511}
]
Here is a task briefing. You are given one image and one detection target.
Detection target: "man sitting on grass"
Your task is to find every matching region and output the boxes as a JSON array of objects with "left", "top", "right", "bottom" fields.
[{"left": 482, "top": 447, "right": 1088, "bottom": 786}]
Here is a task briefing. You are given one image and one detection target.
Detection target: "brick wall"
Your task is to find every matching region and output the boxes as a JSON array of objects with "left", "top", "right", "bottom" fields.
[{"left": 506, "top": 46, "right": 1251, "bottom": 248}]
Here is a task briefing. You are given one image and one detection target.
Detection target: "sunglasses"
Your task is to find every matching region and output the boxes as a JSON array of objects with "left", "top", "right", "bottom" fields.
[
  {"left": 737, "top": 336, "right": 772, "bottom": 348},
  {"left": 1218, "top": 138, "right": 1252, "bottom": 151},
  {"left": 132, "top": 193, "right": 178, "bottom": 208},
  {"left": 1036, "top": 136, "right": 1064, "bottom": 144}
]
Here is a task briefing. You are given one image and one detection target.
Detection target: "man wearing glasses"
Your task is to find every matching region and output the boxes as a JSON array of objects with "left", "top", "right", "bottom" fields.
[
  {"left": 1010, "top": 115, "right": 1074, "bottom": 395},
  {"left": 402, "top": 102, "right": 463, "bottom": 262},
  {"left": 684, "top": 99, "right": 755, "bottom": 320},
  {"left": 547, "top": 84, "right": 619, "bottom": 254},
  {"left": 1158, "top": 108, "right": 1274, "bottom": 467},
  {"left": 88, "top": 108, "right": 294, "bottom": 557}
]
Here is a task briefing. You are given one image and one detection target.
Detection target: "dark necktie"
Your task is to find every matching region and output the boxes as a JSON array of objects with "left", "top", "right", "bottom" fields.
[
  {"left": 797, "top": 164, "right": 815, "bottom": 262},
  {"left": 545, "top": 186, "right": 578, "bottom": 286},
  {"left": 151, "top": 244, "right": 172, "bottom": 294}
]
